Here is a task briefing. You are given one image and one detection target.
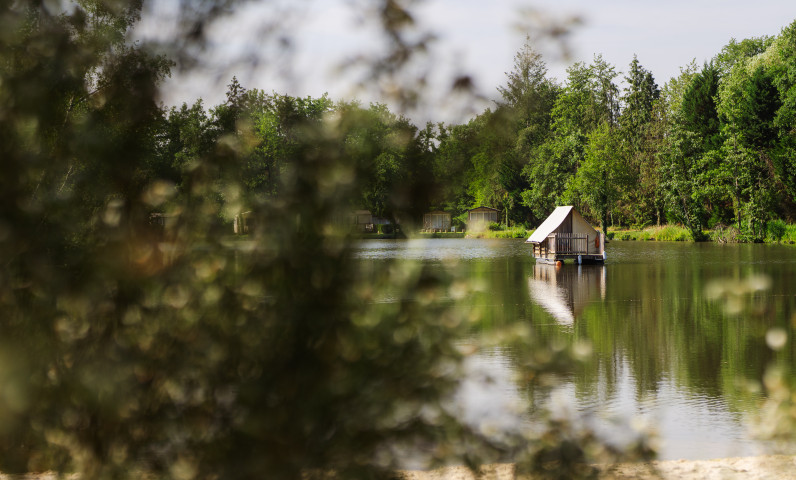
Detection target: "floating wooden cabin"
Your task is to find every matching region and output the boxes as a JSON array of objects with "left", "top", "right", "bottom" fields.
[
  {"left": 526, "top": 206, "right": 606, "bottom": 264},
  {"left": 467, "top": 206, "right": 500, "bottom": 230},
  {"left": 423, "top": 210, "right": 452, "bottom": 232}
]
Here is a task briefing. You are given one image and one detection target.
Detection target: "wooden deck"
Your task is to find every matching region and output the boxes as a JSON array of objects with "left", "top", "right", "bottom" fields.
[{"left": 533, "top": 233, "right": 605, "bottom": 264}]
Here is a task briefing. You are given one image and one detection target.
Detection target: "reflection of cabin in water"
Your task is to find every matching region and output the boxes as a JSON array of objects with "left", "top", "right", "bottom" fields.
[
  {"left": 423, "top": 210, "right": 451, "bottom": 232},
  {"left": 527, "top": 263, "right": 606, "bottom": 326},
  {"left": 467, "top": 206, "right": 500, "bottom": 230},
  {"left": 526, "top": 206, "right": 605, "bottom": 264}
]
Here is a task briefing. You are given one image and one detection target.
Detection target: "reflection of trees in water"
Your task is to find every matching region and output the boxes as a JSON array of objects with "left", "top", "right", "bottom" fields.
[
  {"left": 497, "top": 245, "right": 796, "bottom": 444},
  {"left": 568, "top": 252, "right": 790, "bottom": 420},
  {"left": 500, "top": 246, "right": 796, "bottom": 458}
]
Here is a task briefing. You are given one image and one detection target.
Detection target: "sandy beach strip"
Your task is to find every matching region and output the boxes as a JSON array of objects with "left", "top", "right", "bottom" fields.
[{"left": 398, "top": 455, "right": 796, "bottom": 479}]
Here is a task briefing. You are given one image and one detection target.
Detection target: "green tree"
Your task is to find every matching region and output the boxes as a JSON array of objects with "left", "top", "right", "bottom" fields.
[
  {"left": 589, "top": 54, "right": 621, "bottom": 128},
  {"left": 521, "top": 56, "right": 620, "bottom": 225},
  {"left": 497, "top": 38, "right": 560, "bottom": 135},
  {"left": 495, "top": 40, "right": 561, "bottom": 225},
  {"left": 433, "top": 122, "right": 478, "bottom": 216},
  {"left": 619, "top": 56, "right": 661, "bottom": 226},
  {"left": 659, "top": 125, "right": 709, "bottom": 240},
  {"left": 570, "top": 122, "right": 624, "bottom": 230},
  {"left": 717, "top": 62, "right": 782, "bottom": 237},
  {"left": 658, "top": 62, "right": 723, "bottom": 237},
  {"left": 713, "top": 36, "right": 774, "bottom": 77},
  {"left": 520, "top": 133, "right": 585, "bottom": 221},
  {"left": 154, "top": 100, "right": 215, "bottom": 187},
  {"left": 771, "top": 20, "right": 796, "bottom": 203},
  {"left": 246, "top": 92, "right": 333, "bottom": 201},
  {"left": 621, "top": 56, "right": 660, "bottom": 147},
  {"left": 435, "top": 107, "right": 520, "bottom": 223},
  {"left": 680, "top": 62, "right": 722, "bottom": 151}
]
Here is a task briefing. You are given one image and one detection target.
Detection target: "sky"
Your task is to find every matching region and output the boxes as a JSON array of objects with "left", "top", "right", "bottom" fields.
[{"left": 141, "top": 0, "right": 796, "bottom": 124}]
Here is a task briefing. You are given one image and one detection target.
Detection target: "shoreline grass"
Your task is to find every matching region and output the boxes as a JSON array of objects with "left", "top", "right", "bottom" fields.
[
  {"left": 412, "top": 231, "right": 466, "bottom": 239},
  {"left": 465, "top": 227, "right": 531, "bottom": 239},
  {"left": 609, "top": 225, "right": 692, "bottom": 242},
  {"left": 610, "top": 224, "right": 796, "bottom": 244},
  {"left": 240, "top": 224, "right": 796, "bottom": 244}
]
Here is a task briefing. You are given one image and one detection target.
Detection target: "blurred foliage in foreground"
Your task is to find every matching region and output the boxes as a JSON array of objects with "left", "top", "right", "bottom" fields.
[
  {"left": 705, "top": 274, "right": 796, "bottom": 452},
  {"left": 0, "top": 1, "right": 658, "bottom": 479}
]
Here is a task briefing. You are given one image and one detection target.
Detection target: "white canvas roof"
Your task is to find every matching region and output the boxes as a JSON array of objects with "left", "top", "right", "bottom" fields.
[{"left": 526, "top": 206, "right": 573, "bottom": 243}]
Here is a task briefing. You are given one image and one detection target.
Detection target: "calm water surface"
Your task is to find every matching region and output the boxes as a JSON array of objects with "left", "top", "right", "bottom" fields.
[{"left": 356, "top": 238, "right": 796, "bottom": 461}]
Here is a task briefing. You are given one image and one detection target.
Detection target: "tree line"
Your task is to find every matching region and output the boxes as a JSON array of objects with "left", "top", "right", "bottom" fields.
[
  {"left": 153, "top": 22, "right": 796, "bottom": 241},
  {"left": 435, "top": 25, "right": 796, "bottom": 241}
]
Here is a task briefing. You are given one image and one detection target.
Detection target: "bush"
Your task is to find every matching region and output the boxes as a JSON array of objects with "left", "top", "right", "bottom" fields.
[
  {"left": 488, "top": 222, "right": 502, "bottom": 231},
  {"left": 710, "top": 224, "right": 740, "bottom": 243},
  {"left": 768, "top": 220, "right": 786, "bottom": 243},
  {"left": 453, "top": 213, "right": 468, "bottom": 231}
]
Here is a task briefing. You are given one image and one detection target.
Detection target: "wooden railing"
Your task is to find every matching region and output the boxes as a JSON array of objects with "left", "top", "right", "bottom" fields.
[{"left": 549, "top": 233, "right": 588, "bottom": 255}]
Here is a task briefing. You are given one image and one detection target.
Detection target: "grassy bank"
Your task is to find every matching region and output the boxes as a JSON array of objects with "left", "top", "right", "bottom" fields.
[
  {"left": 359, "top": 232, "right": 407, "bottom": 240},
  {"left": 233, "top": 224, "right": 796, "bottom": 244},
  {"left": 414, "top": 232, "right": 467, "bottom": 239},
  {"left": 610, "top": 225, "right": 692, "bottom": 242},
  {"left": 610, "top": 224, "right": 796, "bottom": 244},
  {"left": 465, "top": 227, "right": 531, "bottom": 239}
]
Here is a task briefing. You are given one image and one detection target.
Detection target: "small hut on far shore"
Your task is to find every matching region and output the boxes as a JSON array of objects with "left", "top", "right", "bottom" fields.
[
  {"left": 423, "top": 211, "right": 451, "bottom": 232},
  {"left": 467, "top": 206, "right": 500, "bottom": 231},
  {"left": 352, "top": 210, "right": 374, "bottom": 232},
  {"left": 526, "top": 206, "right": 605, "bottom": 264}
]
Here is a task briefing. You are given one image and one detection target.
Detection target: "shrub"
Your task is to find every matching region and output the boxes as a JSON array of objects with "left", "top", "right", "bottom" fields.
[
  {"left": 768, "top": 220, "right": 786, "bottom": 243},
  {"left": 710, "top": 224, "right": 740, "bottom": 243}
]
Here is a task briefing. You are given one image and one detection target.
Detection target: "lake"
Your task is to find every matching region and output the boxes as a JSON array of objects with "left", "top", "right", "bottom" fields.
[{"left": 355, "top": 238, "right": 796, "bottom": 461}]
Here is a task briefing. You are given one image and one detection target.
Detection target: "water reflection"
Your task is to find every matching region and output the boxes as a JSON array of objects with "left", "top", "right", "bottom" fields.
[
  {"left": 454, "top": 347, "right": 528, "bottom": 441},
  {"left": 355, "top": 239, "right": 796, "bottom": 461},
  {"left": 356, "top": 238, "right": 527, "bottom": 261},
  {"left": 527, "top": 264, "right": 605, "bottom": 326}
]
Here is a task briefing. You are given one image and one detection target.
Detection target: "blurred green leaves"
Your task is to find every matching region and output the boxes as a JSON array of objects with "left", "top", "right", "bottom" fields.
[{"left": 0, "top": 1, "right": 658, "bottom": 479}]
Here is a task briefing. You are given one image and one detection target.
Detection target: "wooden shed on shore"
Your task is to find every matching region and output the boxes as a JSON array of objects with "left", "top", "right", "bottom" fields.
[
  {"left": 423, "top": 210, "right": 452, "bottom": 232},
  {"left": 467, "top": 206, "right": 500, "bottom": 230},
  {"left": 352, "top": 210, "right": 374, "bottom": 232},
  {"left": 526, "top": 206, "right": 605, "bottom": 264}
]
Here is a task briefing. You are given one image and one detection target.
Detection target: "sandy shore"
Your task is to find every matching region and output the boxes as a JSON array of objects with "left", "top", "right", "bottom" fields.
[
  {"left": 6, "top": 456, "right": 795, "bottom": 479},
  {"left": 399, "top": 455, "right": 796, "bottom": 479}
]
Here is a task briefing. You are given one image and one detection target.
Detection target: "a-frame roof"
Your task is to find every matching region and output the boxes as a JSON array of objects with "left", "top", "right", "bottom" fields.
[
  {"left": 468, "top": 206, "right": 500, "bottom": 212},
  {"left": 526, "top": 206, "right": 574, "bottom": 244}
]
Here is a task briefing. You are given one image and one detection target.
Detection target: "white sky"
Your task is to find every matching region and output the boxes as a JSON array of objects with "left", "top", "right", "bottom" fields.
[{"left": 144, "top": 0, "right": 796, "bottom": 124}]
